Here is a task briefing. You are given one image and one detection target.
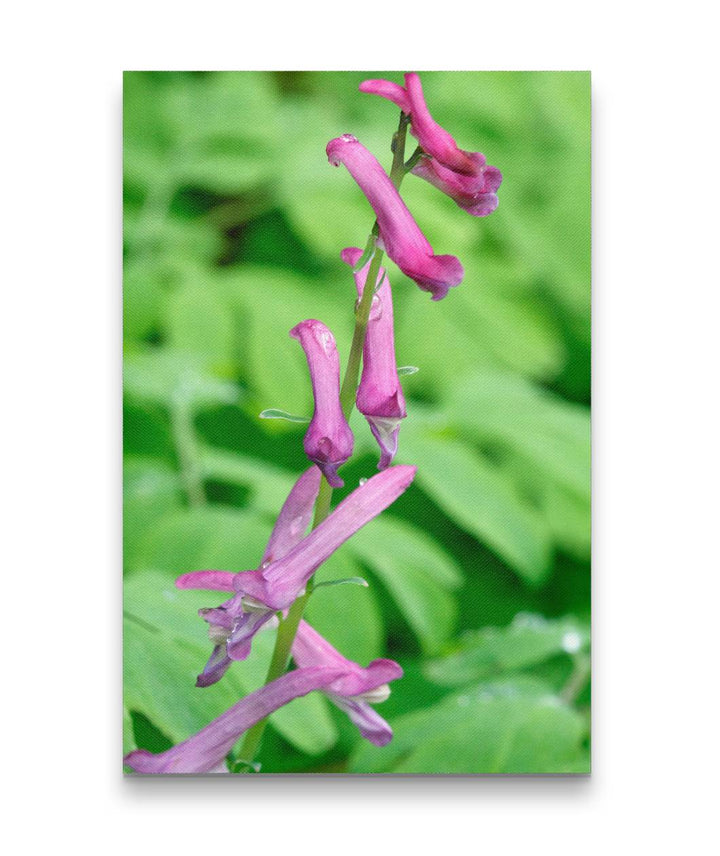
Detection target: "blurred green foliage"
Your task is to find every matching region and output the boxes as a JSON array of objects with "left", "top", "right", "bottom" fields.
[{"left": 123, "top": 71, "right": 590, "bottom": 774}]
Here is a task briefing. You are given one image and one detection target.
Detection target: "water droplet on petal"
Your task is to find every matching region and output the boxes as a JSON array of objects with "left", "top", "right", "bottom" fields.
[
  {"left": 359, "top": 477, "right": 368, "bottom": 486},
  {"left": 289, "top": 516, "right": 305, "bottom": 537}
]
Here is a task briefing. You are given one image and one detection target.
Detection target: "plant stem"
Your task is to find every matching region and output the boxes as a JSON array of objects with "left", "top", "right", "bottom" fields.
[
  {"left": 170, "top": 396, "right": 206, "bottom": 507},
  {"left": 237, "top": 111, "right": 411, "bottom": 769}
]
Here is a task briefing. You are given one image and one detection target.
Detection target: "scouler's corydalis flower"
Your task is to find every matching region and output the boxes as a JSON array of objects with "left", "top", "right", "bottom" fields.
[
  {"left": 342, "top": 246, "right": 406, "bottom": 469},
  {"left": 327, "top": 134, "right": 463, "bottom": 301},
  {"left": 360, "top": 72, "right": 502, "bottom": 216},
  {"left": 290, "top": 319, "right": 354, "bottom": 488},
  {"left": 177, "top": 465, "right": 417, "bottom": 684},
  {"left": 180, "top": 466, "right": 321, "bottom": 687},
  {"left": 124, "top": 666, "right": 346, "bottom": 774},
  {"left": 293, "top": 620, "right": 402, "bottom": 746}
]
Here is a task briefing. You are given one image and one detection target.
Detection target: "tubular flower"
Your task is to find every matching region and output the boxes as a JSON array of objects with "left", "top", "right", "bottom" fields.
[
  {"left": 341, "top": 246, "right": 406, "bottom": 469},
  {"left": 327, "top": 134, "right": 463, "bottom": 301},
  {"left": 290, "top": 319, "right": 354, "bottom": 488},
  {"left": 124, "top": 666, "right": 346, "bottom": 774},
  {"left": 359, "top": 72, "right": 502, "bottom": 215},
  {"left": 293, "top": 620, "right": 402, "bottom": 746},
  {"left": 177, "top": 465, "right": 417, "bottom": 683},
  {"left": 177, "top": 466, "right": 322, "bottom": 687}
]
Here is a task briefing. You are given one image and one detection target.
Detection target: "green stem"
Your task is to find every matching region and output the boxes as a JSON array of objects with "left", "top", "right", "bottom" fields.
[
  {"left": 170, "top": 397, "right": 206, "bottom": 507},
  {"left": 237, "top": 111, "right": 412, "bottom": 769}
]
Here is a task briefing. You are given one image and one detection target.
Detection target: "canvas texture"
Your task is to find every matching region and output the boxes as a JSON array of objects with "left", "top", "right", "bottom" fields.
[{"left": 123, "top": 71, "right": 591, "bottom": 775}]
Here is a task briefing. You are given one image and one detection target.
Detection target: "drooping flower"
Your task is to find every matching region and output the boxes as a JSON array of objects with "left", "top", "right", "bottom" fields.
[
  {"left": 124, "top": 666, "right": 346, "bottom": 774},
  {"left": 327, "top": 134, "right": 463, "bottom": 301},
  {"left": 177, "top": 465, "right": 417, "bottom": 683},
  {"left": 293, "top": 620, "right": 402, "bottom": 746},
  {"left": 290, "top": 319, "right": 354, "bottom": 488},
  {"left": 359, "top": 72, "right": 502, "bottom": 215},
  {"left": 411, "top": 150, "right": 502, "bottom": 216},
  {"left": 341, "top": 246, "right": 406, "bottom": 469}
]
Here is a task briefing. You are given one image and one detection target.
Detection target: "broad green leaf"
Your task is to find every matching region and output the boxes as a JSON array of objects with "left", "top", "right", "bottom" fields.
[
  {"left": 123, "top": 349, "right": 238, "bottom": 410},
  {"left": 223, "top": 266, "right": 354, "bottom": 415},
  {"left": 163, "top": 281, "right": 236, "bottom": 371},
  {"left": 198, "top": 448, "right": 296, "bottom": 516},
  {"left": 123, "top": 458, "right": 182, "bottom": 569},
  {"left": 305, "top": 552, "right": 384, "bottom": 665},
  {"left": 350, "top": 677, "right": 587, "bottom": 774},
  {"left": 424, "top": 613, "right": 590, "bottom": 686},
  {"left": 132, "top": 506, "right": 271, "bottom": 575},
  {"left": 400, "top": 429, "right": 553, "bottom": 584},
  {"left": 449, "top": 371, "right": 590, "bottom": 499},
  {"left": 348, "top": 517, "right": 462, "bottom": 652},
  {"left": 123, "top": 707, "right": 136, "bottom": 756}
]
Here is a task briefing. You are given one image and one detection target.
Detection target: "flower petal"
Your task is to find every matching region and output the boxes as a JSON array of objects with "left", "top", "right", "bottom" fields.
[
  {"left": 342, "top": 246, "right": 406, "bottom": 469},
  {"left": 403, "top": 72, "right": 476, "bottom": 175},
  {"left": 358, "top": 78, "right": 411, "bottom": 114},
  {"left": 327, "top": 694, "right": 395, "bottom": 747},
  {"left": 261, "top": 466, "right": 322, "bottom": 565},
  {"left": 327, "top": 135, "right": 463, "bottom": 300},
  {"left": 412, "top": 152, "right": 502, "bottom": 216},
  {"left": 124, "top": 666, "right": 346, "bottom": 774},
  {"left": 293, "top": 619, "right": 403, "bottom": 696},
  {"left": 175, "top": 570, "right": 237, "bottom": 591},
  {"left": 290, "top": 320, "right": 354, "bottom": 487},
  {"left": 261, "top": 465, "right": 417, "bottom": 609}
]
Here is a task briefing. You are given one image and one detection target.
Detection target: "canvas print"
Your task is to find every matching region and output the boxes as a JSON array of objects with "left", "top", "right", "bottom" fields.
[{"left": 123, "top": 71, "right": 591, "bottom": 774}]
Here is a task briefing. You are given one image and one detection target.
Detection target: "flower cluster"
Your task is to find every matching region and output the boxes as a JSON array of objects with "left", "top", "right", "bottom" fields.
[{"left": 124, "top": 72, "right": 499, "bottom": 774}]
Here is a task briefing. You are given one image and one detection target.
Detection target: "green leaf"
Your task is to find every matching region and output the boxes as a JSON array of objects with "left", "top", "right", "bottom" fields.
[
  {"left": 131, "top": 506, "right": 271, "bottom": 575},
  {"left": 123, "top": 458, "right": 182, "bottom": 569},
  {"left": 124, "top": 349, "right": 238, "bottom": 410},
  {"left": 400, "top": 428, "right": 553, "bottom": 584},
  {"left": 313, "top": 576, "right": 369, "bottom": 590},
  {"left": 224, "top": 266, "right": 354, "bottom": 415},
  {"left": 163, "top": 281, "right": 236, "bottom": 371},
  {"left": 198, "top": 448, "right": 296, "bottom": 517},
  {"left": 350, "top": 678, "right": 588, "bottom": 774},
  {"left": 348, "top": 516, "right": 462, "bottom": 653},
  {"left": 424, "top": 614, "right": 590, "bottom": 687},
  {"left": 259, "top": 409, "right": 311, "bottom": 424},
  {"left": 305, "top": 552, "right": 384, "bottom": 665},
  {"left": 449, "top": 371, "right": 590, "bottom": 499},
  {"left": 123, "top": 707, "right": 136, "bottom": 756}
]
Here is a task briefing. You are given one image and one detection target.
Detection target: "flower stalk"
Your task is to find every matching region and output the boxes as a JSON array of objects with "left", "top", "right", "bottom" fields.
[{"left": 237, "top": 112, "right": 411, "bottom": 767}]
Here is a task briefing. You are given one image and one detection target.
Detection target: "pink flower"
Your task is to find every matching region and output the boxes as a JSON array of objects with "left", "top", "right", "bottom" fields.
[
  {"left": 293, "top": 620, "right": 402, "bottom": 746},
  {"left": 290, "top": 319, "right": 354, "bottom": 488},
  {"left": 124, "top": 666, "right": 346, "bottom": 774},
  {"left": 342, "top": 246, "right": 406, "bottom": 469},
  {"left": 177, "top": 465, "right": 417, "bottom": 682},
  {"left": 360, "top": 72, "right": 502, "bottom": 215},
  {"left": 327, "top": 134, "right": 463, "bottom": 301}
]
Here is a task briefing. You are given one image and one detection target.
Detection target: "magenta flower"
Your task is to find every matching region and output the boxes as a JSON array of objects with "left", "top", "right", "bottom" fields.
[
  {"left": 293, "top": 620, "right": 402, "bottom": 746},
  {"left": 412, "top": 150, "right": 502, "bottom": 216},
  {"left": 290, "top": 319, "right": 354, "bottom": 488},
  {"left": 124, "top": 666, "right": 346, "bottom": 774},
  {"left": 178, "top": 466, "right": 322, "bottom": 687},
  {"left": 327, "top": 134, "right": 463, "bottom": 301},
  {"left": 341, "top": 246, "right": 406, "bottom": 469},
  {"left": 177, "top": 465, "right": 417, "bottom": 683},
  {"left": 360, "top": 72, "right": 502, "bottom": 215}
]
